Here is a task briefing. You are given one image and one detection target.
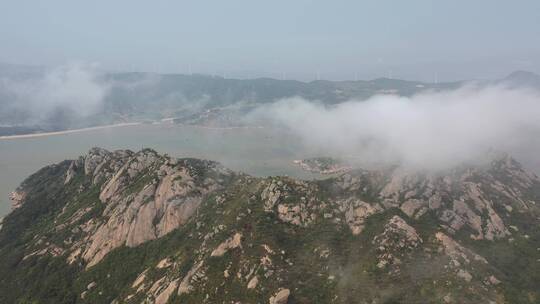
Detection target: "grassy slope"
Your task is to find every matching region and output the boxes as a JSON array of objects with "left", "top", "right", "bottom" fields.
[{"left": 0, "top": 161, "right": 539, "bottom": 303}]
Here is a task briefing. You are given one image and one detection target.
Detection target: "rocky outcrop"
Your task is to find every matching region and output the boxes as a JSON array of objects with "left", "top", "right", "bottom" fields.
[
  {"left": 247, "top": 275, "right": 259, "bottom": 289},
  {"left": 9, "top": 191, "right": 25, "bottom": 210},
  {"left": 435, "top": 232, "right": 487, "bottom": 267},
  {"left": 211, "top": 233, "right": 242, "bottom": 257},
  {"left": 269, "top": 288, "right": 290, "bottom": 304},
  {"left": 261, "top": 180, "right": 285, "bottom": 212},
  {"left": 178, "top": 261, "right": 205, "bottom": 295},
  {"left": 257, "top": 153, "right": 539, "bottom": 246},
  {"left": 328, "top": 154, "right": 538, "bottom": 241},
  {"left": 154, "top": 278, "right": 179, "bottom": 304},
  {"left": 3, "top": 148, "right": 539, "bottom": 304},
  {"left": 373, "top": 216, "right": 422, "bottom": 268},
  {"left": 341, "top": 199, "right": 383, "bottom": 234},
  {"left": 83, "top": 147, "right": 133, "bottom": 185},
  {"left": 61, "top": 148, "right": 234, "bottom": 267},
  {"left": 261, "top": 179, "right": 318, "bottom": 227}
]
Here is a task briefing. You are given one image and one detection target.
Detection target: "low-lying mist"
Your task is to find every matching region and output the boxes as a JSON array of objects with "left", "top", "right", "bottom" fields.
[
  {"left": 0, "top": 63, "right": 108, "bottom": 128},
  {"left": 248, "top": 84, "right": 540, "bottom": 171}
]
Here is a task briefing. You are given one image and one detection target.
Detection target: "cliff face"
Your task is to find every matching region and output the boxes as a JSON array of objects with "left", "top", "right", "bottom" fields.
[
  {"left": 63, "top": 148, "right": 234, "bottom": 268},
  {"left": 0, "top": 148, "right": 539, "bottom": 304}
]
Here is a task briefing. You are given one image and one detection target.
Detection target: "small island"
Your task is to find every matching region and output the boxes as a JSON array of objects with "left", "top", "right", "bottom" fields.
[{"left": 293, "top": 157, "right": 352, "bottom": 174}]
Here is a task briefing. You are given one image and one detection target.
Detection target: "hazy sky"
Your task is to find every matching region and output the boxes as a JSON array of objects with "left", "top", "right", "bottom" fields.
[{"left": 1, "top": 1, "right": 539, "bottom": 81}]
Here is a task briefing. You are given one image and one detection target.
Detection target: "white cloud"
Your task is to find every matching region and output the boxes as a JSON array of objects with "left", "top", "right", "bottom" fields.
[
  {"left": 2, "top": 63, "right": 108, "bottom": 122},
  {"left": 249, "top": 84, "right": 540, "bottom": 170}
]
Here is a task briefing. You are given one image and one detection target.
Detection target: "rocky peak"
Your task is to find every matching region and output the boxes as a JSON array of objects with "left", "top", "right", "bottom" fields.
[
  {"left": 20, "top": 148, "right": 236, "bottom": 268},
  {"left": 325, "top": 155, "right": 539, "bottom": 240},
  {"left": 372, "top": 215, "right": 423, "bottom": 269},
  {"left": 1, "top": 149, "right": 539, "bottom": 303}
]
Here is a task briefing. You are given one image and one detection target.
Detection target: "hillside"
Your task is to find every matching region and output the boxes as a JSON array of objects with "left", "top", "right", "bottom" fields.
[
  {"left": 0, "top": 63, "right": 463, "bottom": 134},
  {"left": 0, "top": 148, "right": 539, "bottom": 303},
  {"left": 4, "top": 63, "right": 540, "bottom": 135}
]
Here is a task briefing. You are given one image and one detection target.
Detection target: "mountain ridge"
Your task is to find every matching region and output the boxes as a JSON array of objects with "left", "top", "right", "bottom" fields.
[
  {"left": 1, "top": 63, "right": 537, "bottom": 135},
  {"left": 0, "top": 148, "right": 539, "bottom": 303}
]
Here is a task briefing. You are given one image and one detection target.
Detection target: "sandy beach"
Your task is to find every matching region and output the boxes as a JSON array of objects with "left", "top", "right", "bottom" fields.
[
  {"left": 174, "top": 122, "right": 265, "bottom": 130},
  {"left": 0, "top": 122, "right": 141, "bottom": 140}
]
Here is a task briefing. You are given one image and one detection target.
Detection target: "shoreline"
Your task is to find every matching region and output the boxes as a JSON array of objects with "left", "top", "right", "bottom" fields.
[
  {"left": 0, "top": 122, "right": 141, "bottom": 140},
  {"left": 174, "top": 122, "right": 265, "bottom": 130},
  {"left": 0, "top": 121, "right": 265, "bottom": 141}
]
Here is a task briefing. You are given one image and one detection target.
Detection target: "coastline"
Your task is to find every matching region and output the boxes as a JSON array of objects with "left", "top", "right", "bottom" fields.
[
  {"left": 0, "top": 122, "right": 141, "bottom": 140},
  {"left": 175, "top": 122, "right": 265, "bottom": 130}
]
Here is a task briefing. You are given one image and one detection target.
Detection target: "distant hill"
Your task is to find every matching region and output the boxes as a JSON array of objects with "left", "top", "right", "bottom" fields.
[
  {"left": 501, "top": 70, "right": 540, "bottom": 88},
  {"left": 0, "top": 63, "right": 538, "bottom": 135}
]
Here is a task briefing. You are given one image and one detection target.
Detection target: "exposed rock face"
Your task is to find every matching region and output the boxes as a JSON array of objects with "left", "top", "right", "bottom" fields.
[
  {"left": 457, "top": 269, "right": 473, "bottom": 282},
  {"left": 435, "top": 232, "right": 488, "bottom": 266},
  {"left": 400, "top": 199, "right": 425, "bottom": 218},
  {"left": 2, "top": 148, "right": 539, "bottom": 304},
  {"left": 269, "top": 288, "right": 290, "bottom": 304},
  {"left": 154, "top": 278, "right": 179, "bottom": 304},
  {"left": 261, "top": 179, "right": 317, "bottom": 227},
  {"left": 331, "top": 155, "right": 535, "bottom": 241},
  {"left": 247, "top": 275, "right": 259, "bottom": 289},
  {"left": 9, "top": 191, "right": 25, "bottom": 210},
  {"left": 57, "top": 148, "right": 234, "bottom": 267},
  {"left": 488, "top": 275, "right": 501, "bottom": 285},
  {"left": 64, "top": 160, "right": 78, "bottom": 184},
  {"left": 178, "top": 261, "right": 204, "bottom": 295},
  {"left": 341, "top": 199, "right": 383, "bottom": 234},
  {"left": 261, "top": 180, "right": 285, "bottom": 212},
  {"left": 131, "top": 269, "right": 148, "bottom": 289},
  {"left": 211, "top": 233, "right": 242, "bottom": 257},
  {"left": 84, "top": 147, "right": 132, "bottom": 185},
  {"left": 373, "top": 216, "right": 422, "bottom": 268},
  {"left": 260, "top": 154, "right": 536, "bottom": 244},
  {"left": 156, "top": 257, "right": 173, "bottom": 269}
]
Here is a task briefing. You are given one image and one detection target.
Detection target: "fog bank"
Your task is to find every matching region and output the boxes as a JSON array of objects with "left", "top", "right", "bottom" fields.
[
  {"left": 249, "top": 85, "right": 540, "bottom": 171},
  {"left": 0, "top": 63, "right": 108, "bottom": 126}
]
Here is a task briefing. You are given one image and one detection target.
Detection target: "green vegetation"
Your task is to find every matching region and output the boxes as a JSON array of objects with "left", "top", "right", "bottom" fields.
[{"left": 0, "top": 150, "right": 539, "bottom": 303}]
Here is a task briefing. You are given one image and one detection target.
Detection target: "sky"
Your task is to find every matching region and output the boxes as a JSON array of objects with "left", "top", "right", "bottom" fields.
[{"left": 1, "top": 0, "right": 539, "bottom": 81}]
